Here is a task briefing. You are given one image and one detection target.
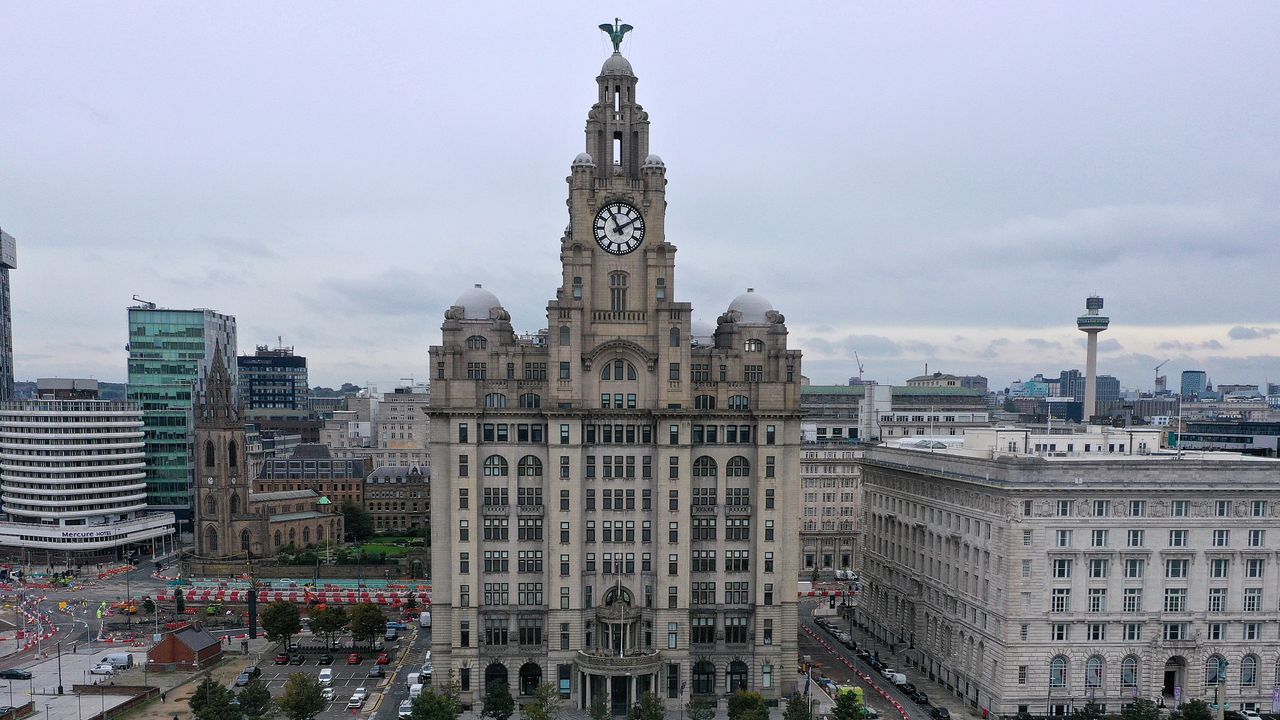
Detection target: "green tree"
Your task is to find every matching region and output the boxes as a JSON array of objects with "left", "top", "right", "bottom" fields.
[
  {"left": 832, "top": 690, "right": 862, "bottom": 720},
  {"left": 688, "top": 699, "right": 716, "bottom": 720},
  {"left": 261, "top": 600, "right": 302, "bottom": 647},
  {"left": 1120, "top": 698, "right": 1161, "bottom": 720},
  {"left": 411, "top": 682, "right": 464, "bottom": 720},
  {"left": 1072, "top": 702, "right": 1105, "bottom": 720},
  {"left": 342, "top": 502, "right": 375, "bottom": 541},
  {"left": 523, "top": 683, "right": 564, "bottom": 720},
  {"left": 627, "top": 693, "right": 665, "bottom": 720},
  {"left": 405, "top": 593, "right": 418, "bottom": 611},
  {"left": 783, "top": 694, "right": 812, "bottom": 720},
  {"left": 140, "top": 597, "right": 156, "bottom": 615},
  {"left": 728, "top": 691, "right": 768, "bottom": 720},
  {"left": 175, "top": 587, "right": 185, "bottom": 615},
  {"left": 589, "top": 692, "right": 612, "bottom": 720},
  {"left": 238, "top": 678, "right": 273, "bottom": 719},
  {"left": 810, "top": 567, "right": 820, "bottom": 583},
  {"left": 277, "top": 673, "right": 325, "bottom": 720},
  {"left": 348, "top": 602, "right": 386, "bottom": 645},
  {"left": 1177, "top": 700, "right": 1213, "bottom": 720},
  {"left": 191, "top": 676, "right": 242, "bottom": 720},
  {"left": 482, "top": 680, "right": 515, "bottom": 720},
  {"left": 308, "top": 606, "right": 348, "bottom": 649}
]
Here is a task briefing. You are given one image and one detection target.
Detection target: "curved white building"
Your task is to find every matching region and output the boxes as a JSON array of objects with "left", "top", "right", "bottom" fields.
[{"left": 0, "top": 394, "right": 175, "bottom": 563}]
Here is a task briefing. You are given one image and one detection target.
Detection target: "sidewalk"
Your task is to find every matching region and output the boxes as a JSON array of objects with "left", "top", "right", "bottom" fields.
[{"left": 836, "top": 615, "right": 975, "bottom": 719}]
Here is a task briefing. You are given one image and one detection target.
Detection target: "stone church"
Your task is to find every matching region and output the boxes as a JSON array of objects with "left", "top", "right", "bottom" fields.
[
  {"left": 428, "top": 24, "right": 802, "bottom": 712},
  {"left": 193, "top": 348, "right": 342, "bottom": 559}
]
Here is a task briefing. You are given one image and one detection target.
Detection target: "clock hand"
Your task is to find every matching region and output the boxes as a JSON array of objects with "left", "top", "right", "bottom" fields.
[
  {"left": 611, "top": 213, "right": 623, "bottom": 234},
  {"left": 615, "top": 216, "right": 639, "bottom": 230}
]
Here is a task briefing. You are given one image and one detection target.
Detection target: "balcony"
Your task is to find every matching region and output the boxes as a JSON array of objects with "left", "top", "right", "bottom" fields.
[
  {"left": 517, "top": 505, "right": 544, "bottom": 517},
  {"left": 575, "top": 649, "right": 664, "bottom": 675},
  {"left": 725, "top": 504, "right": 752, "bottom": 515},
  {"left": 692, "top": 505, "right": 718, "bottom": 515},
  {"left": 482, "top": 504, "right": 509, "bottom": 517},
  {"left": 591, "top": 310, "right": 647, "bottom": 323}
]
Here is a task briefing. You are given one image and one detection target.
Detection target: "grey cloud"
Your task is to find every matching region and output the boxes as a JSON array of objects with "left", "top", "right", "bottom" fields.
[
  {"left": 839, "top": 334, "right": 902, "bottom": 358},
  {"left": 1025, "top": 337, "right": 1063, "bottom": 350},
  {"left": 1097, "top": 338, "right": 1124, "bottom": 352},
  {"left": 1228, "top": 326, "right": 1280, "bottom": 340},
  {"left": 1158, "top": 339, "right": 1225, "bottom": 351}
]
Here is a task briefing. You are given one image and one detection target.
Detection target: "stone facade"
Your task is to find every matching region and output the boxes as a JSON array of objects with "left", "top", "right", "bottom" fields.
[
  {"left": 427, "top": 43, "right": 801, "bottom": 712},
  {"left": 858, "top": 437, "right": 1280, "bottom": 717}
]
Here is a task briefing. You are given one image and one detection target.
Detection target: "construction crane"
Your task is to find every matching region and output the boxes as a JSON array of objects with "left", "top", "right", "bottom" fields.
[
  {"left": 854, "top": 352, "right": 865, "bottom": 382},
  {"left": 1154, "top": 358, "right": 1171, "bottom": 394}
]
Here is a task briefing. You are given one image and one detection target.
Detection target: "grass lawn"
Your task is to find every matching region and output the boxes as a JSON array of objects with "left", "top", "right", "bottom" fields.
[{"left": 357, "top": 543, "right": 411, "bottom": 557}]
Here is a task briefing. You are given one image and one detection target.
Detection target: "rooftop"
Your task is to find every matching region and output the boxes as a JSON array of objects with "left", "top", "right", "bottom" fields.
[{"left": 252, "top": 489, "right": 319, "bottom": 503}]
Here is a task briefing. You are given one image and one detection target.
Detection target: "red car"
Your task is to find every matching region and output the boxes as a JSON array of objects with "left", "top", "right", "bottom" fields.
[
  {"left": 346, "top": 653, "right": 362, "bottom": 665},
  {"left": 376, "top": 653, "right": 391, "bottom": 665},
  {"left": 274, "top": 654, "right": 289, "bottom": 665}
]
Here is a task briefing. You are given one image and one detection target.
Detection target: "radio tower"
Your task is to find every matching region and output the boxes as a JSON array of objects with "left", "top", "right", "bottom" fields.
[{"left": 1077, "top": 296, "right": 1110, "bottom": 421}]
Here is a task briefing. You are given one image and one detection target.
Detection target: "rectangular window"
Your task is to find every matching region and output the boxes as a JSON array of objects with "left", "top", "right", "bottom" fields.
[
  {"left": 1125, "top": 558, "right": 1144, "bottom": 578},
  {"left": 1162, "top": 623, "right": 1187, "bottom": 641},
  {"left": 1087, "top": 623, "right": 1106, "bottom": 641},
  {"left": 1124, "top": 623, "right": 1142, "bottom": 641},
  {"left": 1090, "top": 558, "right": 1109, "bottom": 578},
  {"left": 1056, "top": 500, "right": 1073, "bottom": 517},
  {"left": 1051, "top": 588, "right": 1071, "bottom": 613},
  {"left": 1051, "top": 624, "right": 1069, "bottom": 641},
  {"left": 1055, "top": 529, "right": 1072, "bottom": 548},
  {"left": 458, "top": 454, "right": 469, "bottom": 477},
  {"left": 1244, "top": 623, "right": 1260, "bottom": 640},
  {"left": 1166, "top": 559, "right": 1189, "bottom": 578},
  {"left": 667, "top": 622, "right": 678, "bottom": 649},
  {"left": 1209, "top": 623, "right": 1224, "bottom": 641},
  {"left": 1123, "top": 588, "right": 1142, "bottom": 612},
  {"left": 1249, "top": 529, "right": 1265, "bottom": 547},
  {"left": 1244, "top": 587, "right": 1262, "bottom": 612},
  {"left": 1127, "top": 529, "right": 1144, "bottom": 547},
  {"left": 1163, "top": 588, "right": 1187, "bottom": 612},
  {"left": 669, "top": 363, "right": 680, "bottom": 381},
  {"left": 1208, "top": 587, "right": 1227, "bottom": 613},
  {"left": 1091, "top": 529, "right": 1108, "bottom": 547},
  {"left": 1212, "top": 529, "right": 1230, "bottom": 547},
  {"left": 559, "top": 362, "right": 570, "bottom": 380},
  {"left": 1216, "top": 500, "right": 1232, "bottom": 517},
  {"left": 1210, "top": 558, "right": 1229, "bottom": 578},
  {"left": 1169, "top": 529, "right": 1187, "bottom": 547},
  {"left": 1252, "top": 500, "right": 1267, "bottom": 517},
  {"left": 560, "top": 424, "right": 570, "bottom": 444},
  {"left": 1052, "top": 559, "right": 1073, "bottom": 578},
  {"left": 1171, "top": 500, "right": 1189, "bottom": 517},
  {"left": 1088, "top": 588, "right": 1107, "bottom": 612},
  {"left": 1018, "top": 666, "right": 1028, "bottom": 685},
  {"left": 766, "top": 425, "right": 776, "bottom": 444},
  {"left": 1129, "top": 500, "right": 1146, "bottom": 517},
  {"left": 1246, "top": 558, "right": 1264, "bottom": 578},
  {"left": 458, "top": 424, "right": 469, "bottom": 443}
]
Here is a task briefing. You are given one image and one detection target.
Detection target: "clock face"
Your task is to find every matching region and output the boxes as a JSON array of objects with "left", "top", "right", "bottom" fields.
[{"left": 593, "top": 202, "right": 646, "bottom": 255}]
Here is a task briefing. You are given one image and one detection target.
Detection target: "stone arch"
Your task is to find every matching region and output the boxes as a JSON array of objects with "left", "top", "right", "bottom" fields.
[
  {"left": 228, "top": 439, "right": 237, "bottom": 467},
  {"left": 229, "top": 493, "right": 240, "bottom": 515},
  {"left": 204, "top": 525, "right": 219, "bottom": 554},
  {"left": 204, "top": 494, "right": 218, "bottom": 516},
  {"left": 303, "top": 526, "right": 311, "bottom": 545},
  {"left": 484, "top": 663, "right": 509, "bottom": 694},
  {"left": 273, "top": 530, "right": 281, "bottom": 548},
  {"left": 518, "top": 662, "right": 541, "bottom": 697},
  {"left": 692, "top": 661, "right": 715, "bottom": 695},
  {"left": 205, "top": 440, "right": 216, "bottom": 468},
  {"left": 728, "top": 660, "right": 748, "bottom": 692}
]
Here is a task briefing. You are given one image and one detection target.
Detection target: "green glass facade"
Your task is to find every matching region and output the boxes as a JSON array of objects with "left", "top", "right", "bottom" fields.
[{"left": 126, "top": 307, "right": 236, "bottom": 524}]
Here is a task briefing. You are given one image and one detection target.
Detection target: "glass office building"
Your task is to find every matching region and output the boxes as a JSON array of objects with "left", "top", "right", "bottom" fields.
[{"left": 126, "top": 306, "right": 236, "bottom": 528}]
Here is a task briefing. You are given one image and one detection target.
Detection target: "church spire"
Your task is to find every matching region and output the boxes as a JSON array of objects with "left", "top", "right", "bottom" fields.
[{"left": 198, "top": 342, "right": 240, "bottom": 429}]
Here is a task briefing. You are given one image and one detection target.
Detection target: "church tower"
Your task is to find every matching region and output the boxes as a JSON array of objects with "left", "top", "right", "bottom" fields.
[{"left": 193, "top": 345, "right": 251, "bottom": 557}]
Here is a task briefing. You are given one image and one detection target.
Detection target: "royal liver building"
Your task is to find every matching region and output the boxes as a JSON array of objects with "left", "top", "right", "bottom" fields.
[{"left": 428, "top": 23, "right": 802, "bottom": 714}]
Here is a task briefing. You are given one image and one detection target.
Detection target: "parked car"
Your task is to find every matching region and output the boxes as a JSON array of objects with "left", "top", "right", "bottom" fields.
[
  {"left": 910, "top": 691, "right": 930, "bottom": 706},
  {"left": 242, "top": 666, "right": 261, "bottom": 678},
  {"left": 317, "top": 654, "right": 334, "bottom": 665},
  {"left": 368, "top": 666, "right": 385, "bottom": 678},
  {"left": 399, "top": 700, "right": 414, "bottom": 719},
  {"left": 321, "top": 688, "right": 336, "bottom": 702},
  {"left": 89, "top": 664, "right": 116, "bottom": 676},
  {"left": 387, "top": 621, "right": 408, "bottom": 630},
  {"left": 376, "top": 653, "right": 391, "bottom": 665},
  {"left": 0, "top": 670, "right": 31, "bottom": 681},
  {"left": 234, "top": 673, "right": 252, "bottom": 687},
  {"left": 347, "top": 697, "right": 365, "bottom": 710},
  {"left": 351, "top": 688, "right": 368, "bottom": 703},
  {"left": 1241, "top": 712, "right": 1262, "bottom": 720},
  {"left": 319, "top": 669, "right": 333, "bottom": 687},
  {"left": 346, "top": 654, "right": 362, "bottom": 665},
  {"left": 289, "top": 654, "right": 305, "bottom": 666},
  {"left": 899, "top": 683, "right": 916, "bottom": 695},
  {"left": 273, "top": 654, "right": 289, "bottom": 665},
  {"left": 932, "top": 708, "right": 952, "bottom": 720},
  {"left": 855, "top": 649, "right": 871, "bottom": 661},
  {"left": 384, "top": 629, "right": 398, "bottom": 641}
]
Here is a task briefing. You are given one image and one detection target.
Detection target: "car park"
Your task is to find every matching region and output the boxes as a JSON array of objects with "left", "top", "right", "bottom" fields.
[
  {"left": 932, "top": 708, "right": 952, "bottom": 720},
  {"left": 274, "top": 654, "right": 289, "bottom": 665},
  {"left": 368, "top": 666, "right": 385, "bottom": 678},
  {"left": 317, "top": 654, "right": 333, "bottom": 665},
  {"left": 376, "top": 653, "right": 391, "bottom": 665},
  {"left": 243, "top": 666, "right": 261, "bottom": 678},
  {"left": 347, "top": 696, "right": 365, "bottom": 710},
  {"left": 0, "top": 670, "right": 30, "bottom": 681},
  {"left": 387, "top": 621, "right": 408, "bottom": 630},
  {"left": 89, "top": 665, "right": 116, "bottom": 676},
  {"left": 319, "top": 669, "right": 333, "bottom": 686},
  {"left": 234, "top": 673, "right": 252, "bottom": 687},
  {"left": 346, "top": 654, "right": 362, "bottom": 665}
]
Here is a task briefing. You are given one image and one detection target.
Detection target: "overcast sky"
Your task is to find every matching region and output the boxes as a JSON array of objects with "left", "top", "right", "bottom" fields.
[{"left": 3, "top": 2, "right": 1279, "bottom": 391}]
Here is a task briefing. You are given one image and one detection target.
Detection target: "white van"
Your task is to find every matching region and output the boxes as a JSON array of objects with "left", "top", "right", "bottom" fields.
[
  {"left": 101, "top": 653, "right": 134, "bottom": 670},
  {"left": 406, "top": 672, "right": 420, "bottom": 689},
  {"left": 318, "top": 669, "right": 333, "bottom": 687},
  {"left": 419, "top": 611, "right": 431, "bottom": 628},
  {"left": 409, "top": 684, "right": 424, "bottom": 700}
]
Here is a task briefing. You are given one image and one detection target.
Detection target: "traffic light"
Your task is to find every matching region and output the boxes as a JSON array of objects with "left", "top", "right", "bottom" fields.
[{"left": 829, "top": 594, "right": 836, "bottom": 609}]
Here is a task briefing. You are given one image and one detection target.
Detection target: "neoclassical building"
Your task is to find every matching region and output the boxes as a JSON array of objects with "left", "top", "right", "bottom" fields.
[
  {"left": 428, "top": 28, "right": 802, "bottom": 714},
  {"left": 193, "top": 350, "right": 341, "bottom": 559}
]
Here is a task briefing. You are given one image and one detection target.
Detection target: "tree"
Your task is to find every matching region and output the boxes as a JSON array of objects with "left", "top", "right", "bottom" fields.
[
  {"left": 277, "top": 673, "right": 325, "bottom": 720},
  {"left": 832, "top": 691, "right": 862, "bottom": 720},
  {"left": 174, "top": 587, "right": 185, "bottom": 615},
  {"left": 191, "top": 676, "right": 241, "bottom": 720},
  {"left": 262, "top": 601, "right": 302, "bottom": 647},
  {"left": 783, "top": 693, "right": 812, "bottom": 720},
  {"left": 810, "top": 567, "right": 820, "bottom": 583},
  {"left": 348, "top": 602, "right": 386, "bottom": 645},
  {"left": 627, "top": 693, "right": 665, "bottom": 720},
  {"left": 688, "top": 699, "right": 715, "bottom": 720},
  {"left": 1177, "top": 700, "right": 1213, "bottom": 720},
  {"left": 342, "top": 502, "right": 375, "bottom": 541},
  {"left": 308, "top": 606, "right": 348, "bottom": 649},
  {"left": 523, "top": 683, "right": 564, "bottom": 720},
  {"left": 728, "top": 692, "right": 768, "bottom": 720},
  {"left": 411, "top": 682, "right": 464, "bottom": 720},
  {"left": 482, "top": 680, "right": 515, "bottom": 720},
  {"left": 405, "top": 593, "right": 418, "bottom": 611},
  {"left": 589, "top": 692, "right": 612, "bottom": 720},
  {"left": 140, "top": 597, "right": 156, "bottom": 615},
  {"left": 238, "top": 678, "right": 273, "bottom": 719},
  {"left": 1072, "top": 702, "right": 1105, "bottom": 720},
  {"left": 1120, "top": 698, "right": 1161, "bottom": 720}
]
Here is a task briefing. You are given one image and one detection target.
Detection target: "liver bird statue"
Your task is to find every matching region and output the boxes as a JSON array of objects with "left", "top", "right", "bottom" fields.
[{"left": 599, "top": 18, "right": 633, "bottom": 53}]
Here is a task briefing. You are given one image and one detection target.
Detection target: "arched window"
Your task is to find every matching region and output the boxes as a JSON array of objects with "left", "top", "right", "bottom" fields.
[
  {"left": 601, "top": 359, "right": 637, "bottom": 381},
  {"left": 728, "top": 395, "right": 750, "bottom": 410},
  {"left": 727, "top": 661, "right": 748, "bottom": 693},
  {"left": 745, "top": 338, "right": 764, "bottom": 352},
  {"left": 726, "top": 456, "right": 750, "bottom": 477},
  {"left": 467, "top": 335, "right": 488, "bottom": 349},
  {"left": 559, "top": 326, "right": 571, "bottom": 346},
  {"left": 204, "top": 525, "right": 218, "bottom": 553},
  {"left": 1049, "top": 656, "right": 1068, "bottom": 688},
  {"left": 274, "top": 530, "right": 282, "bottom": 547},
  {"left": 484, "top": 393, "right": 508, "bottom": 409},
  {"left": 694, "top": 395, "right": 717, "bottom": 410},
  {"left": 303, "top": 527, "right": 311, "bottom": 545},
  {"left": 229, "top": 494, "right": 240, "bottom": 515},
  {"left": 484, "top": 455, "right": 509, "bottom": 477},
  {"left": 518, "top": 662, "right": 541, "bottom": 697},
  {"left": 240, "top": 529, "right": 251, "bottom": 552},
  {"left": 693, "top": 456, "right": 718, "bottom": 478},
  {"left": 519, "top": 393, "right": 541, "bottom": 409},
  {"left": 1121, "top": 656, "right": 1139, "bottom": 688},
  {"left": 518, "top": 456, "right": 543, "bottom": 477},
  {"left": 609, "top": 272, "right": 628, "bottom": 312},
  {"left": 1206, "top": 655, "right": 1227, "bottom": 685},
  {"left": 670, "top": 327, "right": 680, "bottom": 347},
  {"left": 288, "top": 528, "right": 296, "bottom": 545},
  {"left": 204, "top": 494, "right": 217, "bottom": 516},
  {"left": 1241, "top": 654, "right": 1258, "bottom": 687},
  {"left": 228, "top": 440, "right": 237, "bottom": 467},
  {"left": 317, "top": 525, "right": 325, "bottom": 542},
  {"left": 692, "top": 661, "right": 716, "bottom": 695},
  {"left": 1085, "top": 656, "right": 1104, "bottom": 688},
  {"left": 205, "top": 440, "right": 215, "bottom": 467}
]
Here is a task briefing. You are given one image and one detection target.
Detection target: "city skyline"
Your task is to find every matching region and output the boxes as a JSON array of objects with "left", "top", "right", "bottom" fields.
[{"left": 3, "top": 3, "right": 1278, "bottom": 389}]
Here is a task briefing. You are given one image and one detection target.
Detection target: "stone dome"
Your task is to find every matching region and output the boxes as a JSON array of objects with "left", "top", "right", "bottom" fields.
[
  {"left": 454, "top": 284, "right": 503, "bottom": 321},
  {"left": 572, "top": 152, "right": 595, "bottom": 167},
  {"left": 726, "top": 288, "right": 775, "bottom": 325},
  {"left": 643, "top": 154, "right": 664, "bottom": 168},
  {"left": 600, "top": 52, "right": 635, "bottom": 77}
]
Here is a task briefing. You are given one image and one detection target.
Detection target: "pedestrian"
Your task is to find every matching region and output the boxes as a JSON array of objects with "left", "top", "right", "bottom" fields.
[{"left": 161, "top": 692, "right": 167, "bottom": 702}]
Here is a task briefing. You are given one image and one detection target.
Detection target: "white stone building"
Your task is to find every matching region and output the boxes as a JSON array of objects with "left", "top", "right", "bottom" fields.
[{"left": 858, "top": 427, "right": 1280, "bottom": 716}]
